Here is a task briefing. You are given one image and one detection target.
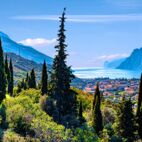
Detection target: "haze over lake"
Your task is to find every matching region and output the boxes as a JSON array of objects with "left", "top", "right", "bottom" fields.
[{"left": 73, "top": 67, "right": 141, "bottom": 79}]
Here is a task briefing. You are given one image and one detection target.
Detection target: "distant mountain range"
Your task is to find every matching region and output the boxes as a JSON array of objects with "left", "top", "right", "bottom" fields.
[
  {"left": 2, "top": 31, "right": 142, "bottom": 74},
  {"left": 104, "top": 58, "right": 126, "bottom": 69},
  {"left": 0, "top": 31, "right": 53, "bottom": 65},
  {"left": 104, "top": 48, "right": 142, "bottom": 70},
  {"left": 117, "top": 48, "right": 142, "bottom": 70}
]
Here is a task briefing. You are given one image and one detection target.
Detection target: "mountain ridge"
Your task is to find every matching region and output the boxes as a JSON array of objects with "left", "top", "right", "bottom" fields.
[
  {"left": 0, "top": 31, "right": 53, "bottom": 65},
  {"left": 104, "top": 58, "right": 126, "bottom": 68},
  {"left": 117, "top": 48, "right": 142, "bottom": 70}
]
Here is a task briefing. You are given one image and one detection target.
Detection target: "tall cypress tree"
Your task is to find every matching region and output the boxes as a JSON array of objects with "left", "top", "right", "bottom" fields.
[
  {"left": 8, "top": 58, "right": 14, "bottom": 96},
  {"left": 79, "top": 101, "right": 83, "bottom": 118},
  {"left": 17, "top": 78, "right": 27, "bottom": 93},
  {"left": 79, "top": 100, "right": 85, "bottom": 125},
  {"left": 116, "top": 98, "right": 136, "bottom": 142},
  {"left": 25, "top": 72, "right": 29, "bottom": 83},
  {"left": 137, "top": 74, "right": 142, "bottom": 116},
  {"left": 25, "top": 72, "right": 29, "bottom": 89},
  {"left": 138, "top": 106, "right": 142, "bottom": 139},
  {"left": 51, "top": 8, "right": 76, "bottom": 124},
  {"left": 5, "top": 54, "right": 10, "bottom": 85},
  {"left": 41, "top": 60, "right": 48, "bottom": 95},
  {"left": 137, "top": 74, "right": 142, "bottom": 138},
  {"left": 0, "top": 39, "right": 6, "bottom": 103},
  {"left": 92, "top": 83, "right": 103, "bottom": 134},
  {"left": 29, "top": 69, "right": 36, "bottom": 89}
]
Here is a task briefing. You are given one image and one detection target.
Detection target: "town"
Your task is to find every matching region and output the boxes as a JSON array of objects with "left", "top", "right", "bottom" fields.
[{"left": 73, "top": 77, "right": 140, "bottom": 103}]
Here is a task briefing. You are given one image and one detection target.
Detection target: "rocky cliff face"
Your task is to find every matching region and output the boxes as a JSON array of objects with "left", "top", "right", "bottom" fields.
[{"left": 117, "top": 48, "right": 142, "bottom": 70}]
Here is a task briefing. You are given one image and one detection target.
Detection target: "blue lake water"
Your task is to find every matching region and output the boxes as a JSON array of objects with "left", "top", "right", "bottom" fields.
[{"left": 73, "top": 67, "right": 142, "bottom": 79}]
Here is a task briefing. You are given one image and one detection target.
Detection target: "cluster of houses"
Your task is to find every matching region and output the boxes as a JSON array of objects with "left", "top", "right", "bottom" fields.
[{"left": 84, "top": 78, "right": 139, "bottom": 102}]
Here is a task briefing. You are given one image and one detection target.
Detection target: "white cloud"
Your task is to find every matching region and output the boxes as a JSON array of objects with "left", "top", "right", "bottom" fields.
[
  {"left": 12, "top": 14, "right": 142, "bottom": 23},
  {"left": 19, "top": 38, "right": 57, "bottom": 47},
  {"left": 97, "top": 53, "right": 128, "bottom": 61}
]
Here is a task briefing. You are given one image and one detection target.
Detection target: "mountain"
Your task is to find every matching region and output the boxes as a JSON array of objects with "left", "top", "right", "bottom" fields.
[
  {"left": 104, "top": 58, "right": 126, "bottom": 68},
  {"left": 0, "top": 31, "right": 53, "bottom": 65},
  {"left": 117, "top": 48, "right": 142, "bottom": 70},
  {"left": 5, "top": 52, "right": 46, "bottom": 83},
  {"left": 6, "top": 52, "right": 82, "bottom": 88}
]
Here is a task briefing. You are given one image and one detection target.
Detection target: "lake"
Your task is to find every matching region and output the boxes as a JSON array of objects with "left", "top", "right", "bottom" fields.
[{"left": 73, "top": 67, "right": 142, "bottom": 79}]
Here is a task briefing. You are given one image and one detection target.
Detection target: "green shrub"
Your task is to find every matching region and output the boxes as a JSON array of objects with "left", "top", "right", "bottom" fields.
[
  {"left": 1, "top": 89, "right": 74, "bottom": 141},
  {"left": 3, "top": 130, "right": 26, "bottom": 142},
  {"left": 19, "top": 89, "right": 41, "bottom": 103}
]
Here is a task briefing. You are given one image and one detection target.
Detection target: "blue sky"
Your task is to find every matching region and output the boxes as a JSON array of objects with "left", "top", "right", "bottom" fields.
[{"left": 1, "top": 0, "right": 142, "bottom": 67}]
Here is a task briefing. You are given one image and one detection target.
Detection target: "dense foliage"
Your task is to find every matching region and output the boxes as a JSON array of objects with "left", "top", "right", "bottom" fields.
[{"left": 115, "top": 97, "right": 136, "bottom": 142}]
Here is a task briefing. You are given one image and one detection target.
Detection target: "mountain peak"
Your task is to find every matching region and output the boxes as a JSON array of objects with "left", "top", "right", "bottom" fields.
[{"left": 117, "top": 47, "right": 142, "bottom": 70}]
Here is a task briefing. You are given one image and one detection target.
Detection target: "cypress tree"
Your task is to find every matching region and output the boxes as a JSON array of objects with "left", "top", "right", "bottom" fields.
[
  {"left": 25, "top": 72, "right": 29, "bottom": 89},
  {"left": 137, "top": 74, "right": 142, "bottom": 138},
  {"left": 8, "top": 58, "right": 13, "bottom": 96},
  {"left": 0, "top": 39, "right": 6, "bottom": 103},
  {"left": 17, "top": 79, "right": 27, "bottom": 93},
  {"left": 138, "top": 106, "right": 142, "bottom": 139},
  {"left": 5, "top": 54, "right": 10, "bottom": 85},
  {"left": 41, "top": 60, "right": 48, "bottom": 95},
  {"left": 137, "top": 74, "right": 142, "bottom": 116},
  {"left": 79, "top": 101, "right": 83, "bottom": 118},
  {"left": 79, "top": 100, "right": 85, "bottom": 125},
  {"left": 51, "top": 8, "right": 76, "bottom": 125},
  {"left": 21, "top": 79, "right": 27, "bottom": 90},
  {"left": 25, "top": 72, "right": 29, "bottom": 83},
  {"left": 29, "top": 69, "right": 36, "bottom": 89},
  {"left": 116, "top": 98, "right": 136, "bottom": 142},
  {"left": 92, "top": 83, "right": 103, "bottom": 134}
]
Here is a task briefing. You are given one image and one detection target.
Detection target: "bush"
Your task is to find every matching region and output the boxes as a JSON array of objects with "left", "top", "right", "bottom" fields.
[
  {"left": 3, "top": 130, "right": 26, "bottom": 142},
  {"left": 73, "top": 125, "right": 99, "bottom": 142},
  {"left": 110, "top": 135, "right": 123, "bottom": 142},
  {"left": 1, "top": 89, "right": 74, "bottom": 141},
  {"left": 103, "top": 107, "right": 115, "bottom": 125},
  {"left": 19, "top": 89, "right": 41, "bottom": 103}
]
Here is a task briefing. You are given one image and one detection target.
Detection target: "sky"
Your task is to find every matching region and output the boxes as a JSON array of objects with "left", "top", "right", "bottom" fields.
[{"left": 1, "top": 0, "right": 142, "bottom": 68}]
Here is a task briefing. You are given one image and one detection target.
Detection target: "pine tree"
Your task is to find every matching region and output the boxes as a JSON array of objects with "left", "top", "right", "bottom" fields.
[
  {"left": 0, "top": 39, "right": 6, "bottom": 103},
  {"left": 92, "top": 83, "right": 103, "bottom": 134},
  {"left": 51, "top": 8, "right": 76, "bottom": 125},
  {"left": 8, "top": 58, "right": 13, "bottom": 96},
  {"left": 79, "top": 100, "right": 85, "bottom": 125},
  {"left": 116, "top": 98, "right": 136, "bottom": 142},
  {"left": 5, "top": 54, "right": 10, "bottom": 85},
  {"left": 137, "top": 74, "right": 142, "bottom": 116},
  {"left": 28, "top": 69, "right": 36, "bottom": 89},
  {"left": 41, "top": 60, "right": 48, "bottom": 95}
]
